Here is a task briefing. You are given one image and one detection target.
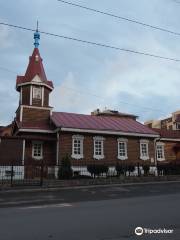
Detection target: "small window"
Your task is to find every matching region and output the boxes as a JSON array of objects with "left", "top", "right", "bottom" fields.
[
  {"left": 32, "top": 142, "right": 43, "bottom": 159},
  {"left": 33, "top": 87, "right": 41, "bottom": 99},
  {"left": 72, "top": 135, "right": 84, "bottom": 159},
  {"left": 140, "top": 140, "right": 149, "bottom": 160},
  {"left": 117, "top": 138, "right": 128, "bottom": 160},
  {"left": 156, "top": 143, "right": 165, "bottom": 161},
  {"left": 93, "top": 136, "right": 104, "bottom": 160}
]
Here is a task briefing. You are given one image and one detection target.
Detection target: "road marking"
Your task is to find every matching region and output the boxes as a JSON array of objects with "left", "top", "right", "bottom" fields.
[
  {"left": 0, "top": 198, "right": 65, "bottom": 205},
  {"left": 20, "top": 203, "right": 73, "bottom": 209}
]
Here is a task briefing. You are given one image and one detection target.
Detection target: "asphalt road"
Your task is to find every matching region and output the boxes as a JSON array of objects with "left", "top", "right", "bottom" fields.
[{"left": 0, "top": 182, "right": 180, "bottom": 240}]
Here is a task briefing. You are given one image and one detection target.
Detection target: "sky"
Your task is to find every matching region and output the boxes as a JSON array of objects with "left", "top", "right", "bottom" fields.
[{"left": 1, "top": 0, "right": 180, "bottom": 125}]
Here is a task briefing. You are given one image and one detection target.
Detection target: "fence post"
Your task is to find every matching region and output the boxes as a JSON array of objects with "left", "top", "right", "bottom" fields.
[
  {"left": 10, "top": 165, "right": 14, "bottom": 187},
  {"left": 40, "top": 163, "right": 44, "bottom": 187}
]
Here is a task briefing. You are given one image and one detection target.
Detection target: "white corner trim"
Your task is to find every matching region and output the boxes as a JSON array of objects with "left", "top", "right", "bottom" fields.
[
  {"left": 20, "top": 87, "right": 22, "bottom": 104},
  {"left": 61, "top": 127, "right": 159, "bottom": 138},
  {"left": 30, "top": 85, "right": 32, "bottom": 105},
  {"left": 41, "top": 87, "right": 44, "bottom": 107},
  {"left": 20, "top": 106, "right": 23, "bottom": 122}
]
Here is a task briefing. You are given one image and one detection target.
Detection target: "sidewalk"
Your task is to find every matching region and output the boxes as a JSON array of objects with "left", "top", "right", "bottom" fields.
[{"left": 1, "top": 175, "right": 180, "bottom": 193}]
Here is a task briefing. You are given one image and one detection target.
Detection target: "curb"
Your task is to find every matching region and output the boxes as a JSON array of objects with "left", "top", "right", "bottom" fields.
[{"left": 1, "top": 179, "right": 180, "bottom": 194}]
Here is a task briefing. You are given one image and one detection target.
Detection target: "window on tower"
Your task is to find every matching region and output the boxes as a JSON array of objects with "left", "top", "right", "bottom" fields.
[{"left": 33, "top": 87, "right": 42, "bottom": 99}]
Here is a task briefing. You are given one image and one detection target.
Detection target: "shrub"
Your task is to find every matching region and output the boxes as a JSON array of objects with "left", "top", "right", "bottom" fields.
[
  {"left": 115, "top": 163, "right": 126, "bottom": 176},
  {"left": 87, "top": 164, "right": 109, "bottom": 178},
  {"left": 143, "top": 165, "right": 150, "bottom": 176},
  {"left": 58, "top": 155, "right": 73, "bottom": 180},
  {"left": 126, "top": 165, "right": 135, "bottom": 175}
]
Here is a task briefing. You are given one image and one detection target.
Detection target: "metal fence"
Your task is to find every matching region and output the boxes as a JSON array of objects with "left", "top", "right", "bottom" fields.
[{"left": 0, "top": 162, "right": 180, "bottom": 187}]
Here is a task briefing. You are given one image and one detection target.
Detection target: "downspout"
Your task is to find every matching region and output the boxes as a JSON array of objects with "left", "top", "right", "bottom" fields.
[
  {"left": 56, "top": 128, "right": 61, "bottom": 166},
  {"left": 154, "top": 137, "right": 161, "bottom": 175},
  {"left": 22, "top": 139, "right": 26, "bottom": 165}
]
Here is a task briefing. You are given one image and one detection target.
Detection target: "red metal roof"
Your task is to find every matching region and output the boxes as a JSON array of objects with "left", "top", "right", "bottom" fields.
[
  {"left": 153, "top": 129, "right": 180, "bottom": 139},
  {"left": 51, "top": 112, "right": 158, "bottom": 135},
  {"left": 16, "top": 48, "right": 53, "bottom": 90}
]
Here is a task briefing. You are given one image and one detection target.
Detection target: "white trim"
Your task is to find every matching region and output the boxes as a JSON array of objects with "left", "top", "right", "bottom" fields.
[
  {"left": 117, "top": 138, "right": 128, "bottom": 160},
  {"left": 140, "top": 139, "right": 149, "bottom": 160},
  {"left": 19, "top": 129, "right": 54, "bottom": 133},
  {"left": 71, "top": 135, "right": 84, "bottom": 159},
  {"left": 156, "top": 142, "right": 165, "bottom": 161},
  {"left": 56, "top": 132, "right": 59, "bottom": 165},
  {"left": 20, "top": 106, "right": 23, "bottom": 122},
  {"left": 21, "top": 105, "right": 52, "bottom": 110},
  {"left": 22, "top": 139, "right": 25, "bottom": 165},
  {"left": 42, "top": 87, "right": 44, "bottom": 107},
  {"left": 61, "top": 127, "right": 159, "bottom": 138},
  {"left": 161, "top": 138, "right": 180, "bottom": 142},
  {"left": 72, "top": 135, "right": 84, "bottom": 140},
  {"left": 20, "top": 87, "right": 22, "bottom": 104},
  {"left": 32, "top": 86, "right": 42, "bottom": 100},
  {"left": 30, "top": 85, "right": 32, "bottom": 105},
  {"left": 32, "top": 75, "right": 42, "bottom": 83},
  {"left": 17, "top": 82, "right": 53, "bottom": 91},
  {"left": 32, "top": 141, "right": 43, "bottom": 160},
  {"left": 93, "top": 136, "right": 105, "bottom": 160}
]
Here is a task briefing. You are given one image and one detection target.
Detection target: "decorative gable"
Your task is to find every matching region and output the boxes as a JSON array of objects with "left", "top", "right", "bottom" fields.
[{"left": 32, "top": 75, "right": 42, "bottom": 83}]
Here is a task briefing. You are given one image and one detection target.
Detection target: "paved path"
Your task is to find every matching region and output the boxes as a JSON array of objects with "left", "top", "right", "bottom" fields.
[{"left": 0, "top": 182, "right": 180, "bottom": 239}]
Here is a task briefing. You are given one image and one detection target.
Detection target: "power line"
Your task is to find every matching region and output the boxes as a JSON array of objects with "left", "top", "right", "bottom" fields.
[
  {"left": 0, "top": 22, "right": 180, "bottom": 62},
  {"left": 0, "top": 65, "right": 167, "bottom": 114},
  {"left": 57, "top": 0, "right": 180, "bottom": 37},
  {"left": 0, "top": 66, "right": 17, "bottom": 74}
]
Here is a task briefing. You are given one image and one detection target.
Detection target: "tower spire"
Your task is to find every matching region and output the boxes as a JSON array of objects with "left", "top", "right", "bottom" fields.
[{"left": 34, "top": 21, "right": 40, "bottom": 48}]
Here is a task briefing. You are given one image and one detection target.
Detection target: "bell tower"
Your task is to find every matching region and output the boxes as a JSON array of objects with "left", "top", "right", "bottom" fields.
[{"left": 15, "top": 29, "right": 54, "bottom": 131}]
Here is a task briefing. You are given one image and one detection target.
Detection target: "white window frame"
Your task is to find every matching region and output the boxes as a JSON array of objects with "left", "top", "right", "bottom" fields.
[
  {"left": 140, "top": 139, "right": 149, "bottom": 160},
  {"left": 32, "top": 141, "right": 43, "bottom": 160},
  {"left": 156, "top": 142, "right": 165, "bottom": 161},
  {"left": 33, "top": 87, "right": 42, "bottom": 100},
  {"left": 93, "top": 136, "right": 105, "bottom": 160},
  {"left": 71, "top": 135, "right": 84, "bottom": 159},
  {"left": 117, "top": 138, "right": 128, "bottom": 160}
]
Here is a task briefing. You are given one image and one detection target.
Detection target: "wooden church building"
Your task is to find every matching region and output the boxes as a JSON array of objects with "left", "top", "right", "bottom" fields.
[{"left": 2, "top": 29, "right": 179, "bottom": 178}]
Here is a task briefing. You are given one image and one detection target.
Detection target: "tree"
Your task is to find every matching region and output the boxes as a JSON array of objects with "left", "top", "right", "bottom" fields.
[{"left": 58, "top": 155, "right": 73, "bottom": 180}]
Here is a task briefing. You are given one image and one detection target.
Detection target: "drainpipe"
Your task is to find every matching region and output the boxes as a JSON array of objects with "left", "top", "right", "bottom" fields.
[
  {"left": 56, "top": 131, "right": 60, "bottom": 166},
  {"left": 154, "top": 137, "right": 161, "bottom": 176},
  {"left": 22, "top": 139, "right": 26, "bottom": 165}
]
